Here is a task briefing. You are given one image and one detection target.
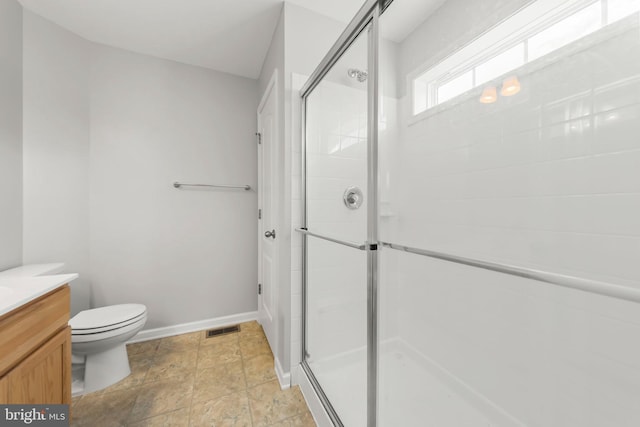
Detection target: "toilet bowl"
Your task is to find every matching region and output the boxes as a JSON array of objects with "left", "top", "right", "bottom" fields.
[
  {"left": 70, "top": 304, "right": 147, "bottom": 394},
  {"left": 0, "top": 263, "right": 147, "bottom": 395}
]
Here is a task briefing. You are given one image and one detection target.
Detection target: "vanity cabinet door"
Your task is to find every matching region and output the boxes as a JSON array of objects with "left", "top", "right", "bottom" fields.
[
  {"left": 5, "top": 327, "right": 71, "bottom": 404},
  {"left": 0, "top": 375, "right": 7, "bottom": 402}
]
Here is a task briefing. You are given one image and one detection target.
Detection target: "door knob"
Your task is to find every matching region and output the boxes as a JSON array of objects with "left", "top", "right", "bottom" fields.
[{"left": 264, "top": 229, "right": 276, "bottom": 239}]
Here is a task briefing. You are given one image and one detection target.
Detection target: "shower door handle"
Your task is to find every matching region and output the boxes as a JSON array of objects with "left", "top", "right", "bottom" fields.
[{"left": 264, "top": 229, "right": 276, "bottom": 239}]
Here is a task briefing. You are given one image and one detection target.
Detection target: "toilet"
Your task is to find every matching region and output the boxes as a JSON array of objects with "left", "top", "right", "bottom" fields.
[
  {"left": 70, "top": 303, "right": 147, "bottom": 394},
  {"left": 0, "top": 263, "right": 147, "bottom": 395}
]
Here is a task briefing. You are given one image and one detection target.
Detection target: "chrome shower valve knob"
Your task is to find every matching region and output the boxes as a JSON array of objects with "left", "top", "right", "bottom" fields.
[{"left": 343, "top": 186, "right": 363, "bottom": 210}]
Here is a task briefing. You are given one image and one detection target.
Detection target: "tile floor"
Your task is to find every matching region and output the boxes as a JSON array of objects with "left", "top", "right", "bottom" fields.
[{"left": 71, "top": 321, "right": 316, "bottom": 427}]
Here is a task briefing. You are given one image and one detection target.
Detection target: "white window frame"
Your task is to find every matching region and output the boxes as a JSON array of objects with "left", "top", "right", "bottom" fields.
[{"left": 408, "top": 0, "right": 631, "bottom": 121}]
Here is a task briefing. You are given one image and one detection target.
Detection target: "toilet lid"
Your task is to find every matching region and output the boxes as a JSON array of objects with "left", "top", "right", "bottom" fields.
[{"left": 70, "top": 304, "right": 147, "bottom": 331}]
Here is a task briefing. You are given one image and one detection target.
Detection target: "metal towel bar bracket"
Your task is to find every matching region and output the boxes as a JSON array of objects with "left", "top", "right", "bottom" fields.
[{"left": 173, "top": 182, "right": 251, "bottom": 191}]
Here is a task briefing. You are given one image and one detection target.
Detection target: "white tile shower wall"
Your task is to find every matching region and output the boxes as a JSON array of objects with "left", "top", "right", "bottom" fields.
[
  {"left": 306, "top": 238, "right": 368, "bottom": 362},
  {"left": 378, "top": 96, "right": 401, "bottom": 345},
  {"left": 394, "top": 24, "right": 640, "bottom": 285},
  {"left": 301, "top": 79, "right": 368, "bottom": 362},
  {"left": 382, "top": 14, "right": 640, "bottom": 426},
  {"left": 285, "top": 5, "right": 347, "bottom": 375},
  {"left": 392, "top": 250, "right": 640, "bottom": 426},
  {"left": 305, "top": 81, "right": 368, "bottom": 243},
  {"left": 292, "top": 83, "right": 402, "bottom": 366}
]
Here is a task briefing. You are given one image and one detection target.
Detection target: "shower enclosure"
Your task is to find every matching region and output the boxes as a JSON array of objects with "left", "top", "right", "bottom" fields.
[{"left": 298, "top": 0, "right": 640, "bottom": 426}]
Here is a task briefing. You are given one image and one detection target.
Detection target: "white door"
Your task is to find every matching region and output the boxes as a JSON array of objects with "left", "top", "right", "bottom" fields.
[{"left": 257, "top": 74, "right": 278, "bottom": 348}]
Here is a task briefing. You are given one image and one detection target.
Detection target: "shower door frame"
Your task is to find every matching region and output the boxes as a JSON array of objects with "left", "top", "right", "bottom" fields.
[
  {"left": 299, "top": 1, "right": 640, "bottom": 426},
  {"left": 296, "top": 0, "right": 640, "bottom": 427},
  {"left": 298, "top": 1, "right": 392, "bottom": 426}
]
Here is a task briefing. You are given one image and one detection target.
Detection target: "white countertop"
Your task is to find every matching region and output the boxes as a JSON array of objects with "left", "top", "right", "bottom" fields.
[
  {"left": 0, "top": 273, "right": 78, "bottom": 317},
  {"left": 0, "top": 263, "right": 65, "bottom": 278}
]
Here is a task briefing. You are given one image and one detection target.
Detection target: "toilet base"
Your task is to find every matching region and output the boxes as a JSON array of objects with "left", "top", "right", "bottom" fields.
[
  {"left": 71, "top": 364, "right": 85, "bottom": 396},
  {"left": 81, "top": 344, "right": 131, "bottom": 394}
]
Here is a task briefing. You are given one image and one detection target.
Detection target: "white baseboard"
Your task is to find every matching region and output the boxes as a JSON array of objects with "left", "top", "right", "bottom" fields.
[
  {"left": 274, "top": 356, "right": 291, "bottom": 390},
  {"left": 127, "top": 311, "right": 259, "bottom": 343},
  {"left": 292, "top": 365, "right": 333, "bottom": 427}
]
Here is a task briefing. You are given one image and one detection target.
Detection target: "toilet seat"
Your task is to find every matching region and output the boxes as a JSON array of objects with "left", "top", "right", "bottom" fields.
[
  {"left": 71, "top": 312, "right": 146, "bottom": 334},
  {"left": 70, "top": 304, "right": 147, "bottom": 339},
  {"left": 71, "top": 318, "right": 147, "bottom": 343}
]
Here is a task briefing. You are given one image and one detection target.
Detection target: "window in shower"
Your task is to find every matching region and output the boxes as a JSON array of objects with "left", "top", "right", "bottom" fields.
[{"left": 411, "top": 0, "right": 640, "bottom": 116}]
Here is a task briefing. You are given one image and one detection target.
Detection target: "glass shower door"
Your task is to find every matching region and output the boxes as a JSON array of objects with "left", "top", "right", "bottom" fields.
[
  {"left": 377, "top": 1, "right": 640, "bottom": 426},
  {"left": 302, "top": 27, "right": 370, "bottom": 427}
]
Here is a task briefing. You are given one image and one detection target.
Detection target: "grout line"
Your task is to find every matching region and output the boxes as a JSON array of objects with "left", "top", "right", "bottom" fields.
[
  {"left": 123, "top": 368, "right": 141, "bottom": 425},
  {"left": 184, "top": 332, "right": 204, "bottom": 427},
  {"left": 238, "top": 328, "right": 255, "bottom": 427}
]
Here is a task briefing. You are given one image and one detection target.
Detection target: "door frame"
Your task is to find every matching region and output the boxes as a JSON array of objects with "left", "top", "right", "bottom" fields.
[
  {"left": 298, "top": 1, "right": 381, "bottom": 426},
  {"left": 257, "top": 69, "right": 279, "bottom": 352}
]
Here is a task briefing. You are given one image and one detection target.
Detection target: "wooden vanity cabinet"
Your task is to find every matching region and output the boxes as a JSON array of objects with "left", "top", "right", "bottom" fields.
[{"left": 0, "top": 285, "right": 71, "bottom": 404}]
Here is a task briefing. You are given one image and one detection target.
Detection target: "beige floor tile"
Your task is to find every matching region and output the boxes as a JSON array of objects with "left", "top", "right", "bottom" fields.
[
  {"left": 127, "top": 339, "right": 161, "bottom": 357},
  {"left": 282, "top": 412, "right": 317, "bottom": 427},
  {"left": 189, "top": 391, "right": 252, "bottom": 427},
  {"left": 128, "top": 377, "right": 194, "bottom": 422},
  {"left": 157, "top": 332, "right": 201, "bottom": 353},
  {"left": 128, "top": 408, "right": 190, "bottom": 427},
  {"left": 72, "top": 327, "right": 315, "bottom": 427},
  {"left": 75, "top": 387, "right": 109, "bottom": 399},
  {"left": 71, "top": 386, "right": 139, "bottom": 427},
  {"left": 267, "top": 410, "right": 317, "bottom": 427},
  {"left": 145, "top": 349, "right": 198, "bottom": 383},
  {"left": 247, "top": 381, "right": 308, "bottom": 427},
  {"left": 239, "top": 335, "right": 272, "bottom": 359},
  {"left": 197, "top": 340, "right": 242, "bottom": 368},
  {"left": 243, "top": 354, "right": 276, "bottom": 388},
  {"left": 192, "top": 361, "right": 246, "bottom": 404},
  {"left": 238, "top": 321, "right": 264, "bottom": 338}
]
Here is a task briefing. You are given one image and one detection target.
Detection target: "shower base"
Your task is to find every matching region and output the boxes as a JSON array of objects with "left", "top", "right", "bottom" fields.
[{"left": 307, "top": 339, "right": 506, "bottom": 427}]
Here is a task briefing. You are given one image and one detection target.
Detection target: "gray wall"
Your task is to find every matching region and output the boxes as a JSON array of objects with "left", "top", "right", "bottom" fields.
[
  {"left": 21, "top": 11, "right": 259, "bottom": 328},
  {"left": 0, "top": 0, "right": 23, "bottom": 271},
  {"left": 259, "top": 4, "right": 284, "bottom": 101},
  {"left": 89, "top": 45, "right": 258, "bottom": 328},
  {"left": 22, "top": 10, "right": 91, "bottom": 316}
]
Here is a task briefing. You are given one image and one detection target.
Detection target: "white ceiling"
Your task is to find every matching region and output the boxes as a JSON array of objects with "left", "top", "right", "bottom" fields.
[{"left": 17, "top": 0, "right": 442, "bottom": 79}]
